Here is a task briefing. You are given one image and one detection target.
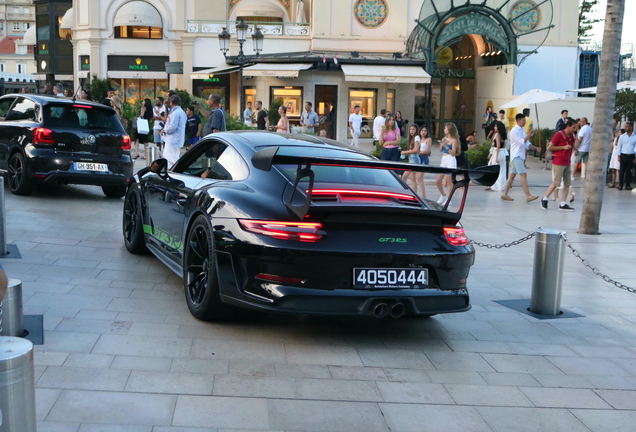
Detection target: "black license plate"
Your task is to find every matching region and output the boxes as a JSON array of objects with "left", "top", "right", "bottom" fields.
[{"left": 353, "top": 268, "right": 428, "bottom": 289}]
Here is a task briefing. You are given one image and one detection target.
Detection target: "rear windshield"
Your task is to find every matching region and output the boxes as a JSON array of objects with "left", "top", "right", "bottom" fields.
[
  {"left": 266, "top": 146, "right": 403, "bottom": 188},
  {"left": 44, "top": 104, "right": 123, "bottom": 131}
]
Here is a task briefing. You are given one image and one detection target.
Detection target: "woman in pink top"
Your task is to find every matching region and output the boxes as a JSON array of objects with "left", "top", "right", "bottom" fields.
[
  {"left": 379, "top": 116, "right": 401, "bottom": 161},
  {"left": 276, "top": 106, "right": 290, "bottom": 133}
]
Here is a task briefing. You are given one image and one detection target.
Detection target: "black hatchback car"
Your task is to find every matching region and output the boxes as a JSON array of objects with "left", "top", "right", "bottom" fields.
[{"left": 0, "top": 95, "right": 133, "bottom": 197}]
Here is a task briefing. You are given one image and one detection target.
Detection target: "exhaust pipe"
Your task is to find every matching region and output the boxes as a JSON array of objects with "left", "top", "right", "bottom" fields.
[
  {"left": 371, "top": 302, "right": 388, "bottom": 318},
  {"left": 390, "top": 302, "right": 406, "bottom": 318}
]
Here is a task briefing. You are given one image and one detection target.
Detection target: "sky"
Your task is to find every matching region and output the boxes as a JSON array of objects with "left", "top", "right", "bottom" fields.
[{"left": 587, "top": 0, "right": 636, "bottom": 51}]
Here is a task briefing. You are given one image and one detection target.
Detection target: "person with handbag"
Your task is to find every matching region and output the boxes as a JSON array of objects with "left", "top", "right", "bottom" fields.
[
  {"left": 134, "top": 98, "right": 154, "bottom": 160},
  {"left": 483, "top": 106, "right": 497, "bottom": 139}
]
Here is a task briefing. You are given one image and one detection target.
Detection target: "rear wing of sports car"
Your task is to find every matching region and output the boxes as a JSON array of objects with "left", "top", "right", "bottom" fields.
[{"left": 252, "top": 146, "right": 499, "bottom": 220}]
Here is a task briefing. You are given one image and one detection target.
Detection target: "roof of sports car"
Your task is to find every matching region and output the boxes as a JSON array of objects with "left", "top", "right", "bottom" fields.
[{"left": 215, "top": 130, "right": 355, "bottom": 151}]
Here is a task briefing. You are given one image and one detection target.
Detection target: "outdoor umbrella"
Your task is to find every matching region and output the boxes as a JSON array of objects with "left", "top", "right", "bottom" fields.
[
  {"left": 501, "top": 89, "right": 565, "bottom": 156},
  {"left": 295, "top": 0, "right": 307, "bottom": 23}
]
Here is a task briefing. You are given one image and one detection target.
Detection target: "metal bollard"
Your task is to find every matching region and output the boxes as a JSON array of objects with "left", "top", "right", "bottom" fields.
[
  {"left": 0, "top": 280, "right": 24, "bottom": 337},
  {"left": 0, "top": 173, "right": 6, "bottom": 257},
  {"left": 146, "top": 144, "right": 159, "bottom": 167},
  {"left": 530, "top": 229, "right": 566, "bottom": 316},
  {"left": 0, "top": 337, "right": 37, "bottom": 432}
]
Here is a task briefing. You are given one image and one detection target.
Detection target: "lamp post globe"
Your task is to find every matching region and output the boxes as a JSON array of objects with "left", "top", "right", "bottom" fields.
[{"left": 218, "top": 28, "right": 230, "bottom": 55}]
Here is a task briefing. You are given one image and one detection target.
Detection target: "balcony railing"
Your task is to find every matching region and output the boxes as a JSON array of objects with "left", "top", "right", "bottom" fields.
[
  {"left": 187, "top": 20, "right": 310, "bottom": 37},
  {"left": 6, "top": 13, "right": 34, "bottom": 20}
]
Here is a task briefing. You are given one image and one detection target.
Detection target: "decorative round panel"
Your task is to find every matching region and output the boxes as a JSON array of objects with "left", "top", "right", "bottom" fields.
[
  {"left": 509, "top": 0, "right": 541, "bottom": 33},
  {"left": 354, "top": 0, "right": 389, "bottom": 29}
]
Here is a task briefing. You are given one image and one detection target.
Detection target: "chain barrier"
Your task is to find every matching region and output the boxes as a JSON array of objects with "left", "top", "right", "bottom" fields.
[
  {"left": 470, "top": 229, "right": 539, "bottom": 249},
  {"left": 560, "top": 234, "right": 636, "bottom": 294},
  {"left": 471, "top": 228, "right": 636, "bottom": 294}
]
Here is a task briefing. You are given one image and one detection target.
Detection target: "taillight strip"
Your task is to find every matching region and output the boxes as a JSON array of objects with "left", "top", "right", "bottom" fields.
[
  {"left": 443, "top": 227, "right": 469, "bottom": 246},
  {"left": 309, "top": 189, "right": 418, "bottom": 202},
  {"left": 239, "top": 220, "right": 324, "bottom": 242}
]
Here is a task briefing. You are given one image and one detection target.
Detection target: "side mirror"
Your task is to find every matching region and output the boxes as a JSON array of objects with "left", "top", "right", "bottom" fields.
[{"left": 150, "top": 158, "right": 168, "bottom": 176}]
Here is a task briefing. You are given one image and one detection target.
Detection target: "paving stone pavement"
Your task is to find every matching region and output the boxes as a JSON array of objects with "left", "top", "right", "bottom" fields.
[{"left": 3, "top": 154, "right": 636, "bottom": 432}]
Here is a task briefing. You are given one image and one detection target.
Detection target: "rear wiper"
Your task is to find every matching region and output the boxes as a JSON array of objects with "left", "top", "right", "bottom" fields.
[{"left": 86, "top": 125, "right": 109, "bottom": 129}]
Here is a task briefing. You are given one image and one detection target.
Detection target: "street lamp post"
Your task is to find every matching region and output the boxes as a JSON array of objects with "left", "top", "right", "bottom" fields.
[{"left": 218, "top": 19, "right": 264, "bottom": 123}]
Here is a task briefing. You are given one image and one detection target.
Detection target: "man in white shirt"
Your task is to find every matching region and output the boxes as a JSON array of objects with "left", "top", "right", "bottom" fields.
[
  {"left": 161, "top": 95, "right": 187, "bottom": 168},
  {"left": 501, "top": 113, "right": 541, "bottom": 202},
  {"left": 573, "top": 117, "right": 591, "bottom": 179},
  {"left": 348, "top": 105, "right": 363, "bottom": 148},
  {"left": 373, "top": 109, "right": 387, "bottom": 143},
  {"left": 618, "top": 121, "right": 636, "bottom": 190}
]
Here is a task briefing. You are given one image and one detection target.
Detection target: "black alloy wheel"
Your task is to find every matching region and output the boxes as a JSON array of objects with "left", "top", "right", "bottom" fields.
[
  {"left": 184, "top": 215, "right": 237, "bottom": 321},
  {"left": 122, "top": 184, "right": 148, "bottom": 254},
  {"left": 8, "top": 152, "right": 33, "bottom": 195}
]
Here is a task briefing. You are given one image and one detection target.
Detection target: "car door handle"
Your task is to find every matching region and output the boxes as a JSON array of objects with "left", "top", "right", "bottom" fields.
[{"left": 176, "top": 197, "right": 188, "bottom": 206}]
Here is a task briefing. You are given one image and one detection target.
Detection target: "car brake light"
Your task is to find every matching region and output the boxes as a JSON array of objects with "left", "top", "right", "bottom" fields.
[
  {"left": 255, "top": 273, "right": 306, "bottom": 284},
  {"left": 73, "top": 104, "right": 92, "bottom": 109},
  {"left": 33, "top": 127, "right": 55, "bottom": 145},
  {"left": 239, "top": 220, "right": 324, "bottom": 242},
  {"left": 444, "top": 227, "right": 469, "bottom": 246},
  {"left": 122, "top": 135, "right": 131, "bottom": 150},
  {"left": 310, "top": 189, "right": 418, "bottom": 202}
]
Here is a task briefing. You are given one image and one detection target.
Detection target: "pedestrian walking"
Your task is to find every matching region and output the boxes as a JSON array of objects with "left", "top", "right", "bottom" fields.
[
  {"left": 185, "top": 106, "right": 202, "bottom": 148},
  {"left": 498, "top": 109, "right": 510, "bottom": 131},
  {"left": 276, "top": 106, "right": 290, "bottom": 133},
  {"left": 379, "top": 116, "right": 401, "bottom": 162},
  {"left": 197, "top": 93, "right": 226, "bottom": 136},
  {"left": 501, "top": 113, "right": 540, "bottom": 202},
  {"left": 401, "top": 124, "right": 421, "bottom": 194},
  {"left": 101, "top": 87, "right": 115, "bottom": 106},
  {"left": 395, "top": 110, "right": 405, "bottom": 136},
  {"left": 373, "top": 109, "right": 387, "bottom": 144},
  {"left": 348, "top": 105, "right": 362, "bottom": 148},
  {"left": 435, "top": 123, "right": 460, "bottom": 205},
  {"left": 486, "top": 121, "right": 508, "bottom": 192},
  {"left": 416, "top": 125, "right": 432, "bottom": 199},
  {"left": 618, "top": 121, "right": 636, "bottom": 190},
  {"left": 133, "top": 98, "right": 153, "bottom": 160},
  {"left": 300, "top": 101, "right": 319, "bottom": 133},
  {"left": 573, "top": 117, "right": 591, "bottom": 179},
  {"left": 540, "top": 118, "right": 577, "bottom": 211},
  {"left": 483, "top": 106, "right": 496, "bottom": 139},
  {"left": 161, "top": 95, "right": 187, "bottom": 168},
  {"left": 608, "top": 128, "right": 623, "bottom": 188},
  {"left": 152, "top": 97, "right": 166, "bottom": 148},
  {"left": 556, "top": 109, "right": 568, "bottom": 131},
  {"left": 254, "top": 101, "right": 269, "bottom": 131}
]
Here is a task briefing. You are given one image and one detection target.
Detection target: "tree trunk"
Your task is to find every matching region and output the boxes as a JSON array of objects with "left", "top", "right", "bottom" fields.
[{"left": 579, "top": 0, "right": 625, "bottom": 234}]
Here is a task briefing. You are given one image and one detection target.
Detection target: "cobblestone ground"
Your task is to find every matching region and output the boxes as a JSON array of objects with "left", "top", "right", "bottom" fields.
[{"left": 3, "top": 154, "right": 636, "bottom": 432}]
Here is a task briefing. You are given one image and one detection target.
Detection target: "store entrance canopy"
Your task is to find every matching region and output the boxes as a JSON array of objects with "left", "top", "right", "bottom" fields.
[
  {"left": 341, "top": 65, "right": 431, "bottom": 84},
  {"left": 114, "top": 1, "right": 162, "bottom": 28},
  {"left": 242, "top": 63, "right": 312, "bottom": 77},
  {"left": 191, "top": 66, "right": 240, "bottom": 80}
]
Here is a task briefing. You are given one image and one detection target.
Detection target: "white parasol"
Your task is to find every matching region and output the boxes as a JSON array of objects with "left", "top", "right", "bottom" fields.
[
  {"left": 501, "top": 89, "right": 566, "bottom": 152},
  {"left": 295, "top": 0, "right": 307, "bottom": 23}
]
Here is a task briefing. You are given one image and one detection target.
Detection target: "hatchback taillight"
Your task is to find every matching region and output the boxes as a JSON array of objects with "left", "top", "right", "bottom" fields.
[
  {"left": 443, "top": 227, "right": 469, "bottom": 246},
  {"left": 33, "top": 128, "right": 55, "bottom": 145},
  {"left": 122, "top": 135, "right": 131, "bottom": 150},
  {"left": 239, "top": 220, "right": 324, "bottom": 242}
]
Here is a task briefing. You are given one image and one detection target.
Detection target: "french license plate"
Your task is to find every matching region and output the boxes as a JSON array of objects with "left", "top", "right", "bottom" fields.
[
  {"left": 353, "top": 268, "right": 428, "bottom": 289},
  {"left": 74, "top": 162, "right": 108, "bottom": 172}
]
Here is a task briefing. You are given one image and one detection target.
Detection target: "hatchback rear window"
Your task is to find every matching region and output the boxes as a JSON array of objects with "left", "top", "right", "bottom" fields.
[{"left": 44, "top": 104, "right": 123, "bottom": 130}]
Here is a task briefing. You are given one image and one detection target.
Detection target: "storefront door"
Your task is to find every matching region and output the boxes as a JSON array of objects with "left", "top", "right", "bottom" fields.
[
  {"left": 315, "top": 85, "right": 337, "bottom": 139},
  {"left": 432, "top": 76, "right": 475, "bottom": 139}
]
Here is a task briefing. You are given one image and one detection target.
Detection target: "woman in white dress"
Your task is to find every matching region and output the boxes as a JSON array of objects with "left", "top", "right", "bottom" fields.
[
  {"left": 487, "top": 121, "right": 508, "bottom": 192},
  {"left": 608, "top": 128, "right": 623, "bottom": 188},
  {"left": 436, "top": 123, "right": 459, "bottom": 205},
  {"left": 401, "top": 124, "right": 421, "bottom": 194}
]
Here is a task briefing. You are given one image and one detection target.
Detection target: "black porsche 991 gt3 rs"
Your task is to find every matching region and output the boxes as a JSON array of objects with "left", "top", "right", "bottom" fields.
[{"left": 122, "top": 131, "right": 498, "bottom": 321}]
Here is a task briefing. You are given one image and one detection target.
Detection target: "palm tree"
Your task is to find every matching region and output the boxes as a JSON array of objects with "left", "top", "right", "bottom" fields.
[{"left": 579, "top": 0, "right": 625, "bottom": 234}]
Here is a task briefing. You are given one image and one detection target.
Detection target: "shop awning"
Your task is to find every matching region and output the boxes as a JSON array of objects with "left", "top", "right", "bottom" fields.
[
  {"left": 242, "top": 63, "right": 312, "bottom": 77},
  {"left": 341, "top": 65, "right": 431, "bottom": 84},
  {"left": 191, "top": 66, "right": 240, "bottom": 80},
  {"left": 22, "top": 26, "right": 36, "bottom": 45},
  {"left": 60, "top": 8, "right": 73, "bottom": 29},
  {"left": 107, "top": 71, "right": 168, "bottom": 79},
  {"left": 114, "top": 1, "right": 162, "bottom": 28}
]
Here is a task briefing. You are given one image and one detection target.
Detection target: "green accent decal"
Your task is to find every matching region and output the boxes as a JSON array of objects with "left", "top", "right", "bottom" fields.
[
  {"left": 143, "top": 224, "right": 183, "bottom": 251},
  {"left": 379, "top": 238, "right": 407, "bottom": 243}
]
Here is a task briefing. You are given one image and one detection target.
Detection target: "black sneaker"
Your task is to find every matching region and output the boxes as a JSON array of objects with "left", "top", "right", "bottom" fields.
[
  {"left": 540, "top": 198, "right": 548, "bottom": 210},
  {"left": 559, "top": 203, "right": 574, "bottom": 212}
]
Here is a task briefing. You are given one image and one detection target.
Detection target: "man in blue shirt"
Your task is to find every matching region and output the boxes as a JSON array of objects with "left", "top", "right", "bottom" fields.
[
  {"left": 196, "top": 93, "right": 226, "bottom": 136},
  {"left": 555, "top": 110, "right": 568, "bottom": 131},
  {"left": 185, "top": 106, "right": 202, "bottom": 149},
  {"left": 300, "top": 101, "right": 319, "bottom": 133},
  {"left": 618, "top": 121, "right": 636, "bottom": 190}
]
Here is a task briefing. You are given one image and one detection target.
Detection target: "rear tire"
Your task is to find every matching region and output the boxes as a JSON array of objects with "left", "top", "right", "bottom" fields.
[
  {"left": 8, "top": 152, "right": 33, "bottom": 196},
  {"left": 184, "top": 215, "right": 238, "bottom": 321},
  {"left": 103, "top": 185, "right": 127, "bottom": 198},
  {"left": 122, "top": 184, "right": 148, "bottom": 254}
]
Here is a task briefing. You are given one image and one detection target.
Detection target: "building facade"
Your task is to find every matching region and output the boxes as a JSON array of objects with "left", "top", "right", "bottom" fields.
[
  {"left": 64, "top": 0, "right": 580, "bottom": 141},
  {"left": 0, "top": 0, "right": 34, "bottom": 38}
]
